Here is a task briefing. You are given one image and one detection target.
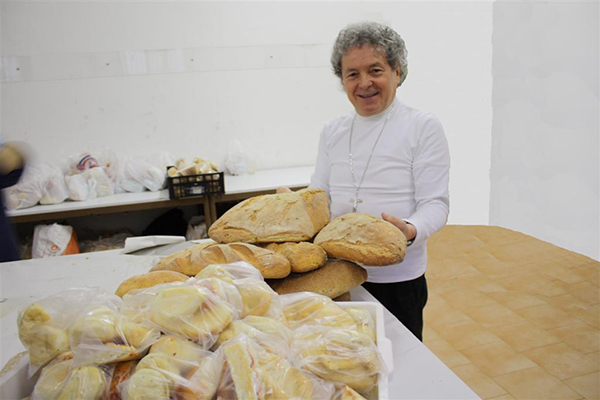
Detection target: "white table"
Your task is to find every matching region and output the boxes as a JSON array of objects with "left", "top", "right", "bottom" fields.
[{"left": 0, "top": 248, "right": 478, "bottom": 399}]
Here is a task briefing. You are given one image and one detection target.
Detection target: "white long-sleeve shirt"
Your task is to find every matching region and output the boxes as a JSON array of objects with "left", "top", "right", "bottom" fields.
[{"left": 310, "top": 98, "right": 450, "bottom": 283}]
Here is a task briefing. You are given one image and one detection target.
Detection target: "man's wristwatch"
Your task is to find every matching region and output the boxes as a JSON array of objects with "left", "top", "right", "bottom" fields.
[{"left": 404, "top": 220, "right": 415, "bottom": 247}]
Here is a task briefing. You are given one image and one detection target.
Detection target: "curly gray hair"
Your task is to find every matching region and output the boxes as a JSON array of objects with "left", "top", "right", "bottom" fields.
[{"left": 331, "top": 21, "right": 408, "bottom": 87}]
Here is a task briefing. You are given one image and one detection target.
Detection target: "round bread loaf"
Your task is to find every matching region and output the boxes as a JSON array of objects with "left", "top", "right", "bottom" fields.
[
  {"left": 314, "top": 213, "right": 406, "bottom": 266},
  {"left": 267, "top": 259, "right": 367, "bottom": 299},
  {"left": 116, "top": 271, "right": 189, "bottom": 297}
]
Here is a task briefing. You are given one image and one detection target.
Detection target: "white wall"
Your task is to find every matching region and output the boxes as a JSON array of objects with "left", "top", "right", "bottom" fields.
[
  {"left": 490, "top": 1, "right": 599, "bottom": 260},
  {"left": 1, "top": 1, "right": 493, "bottom": 227}
]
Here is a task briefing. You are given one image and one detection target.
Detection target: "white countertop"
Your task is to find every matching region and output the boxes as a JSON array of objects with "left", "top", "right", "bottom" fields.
[{"left": 0, "top": 247, "right": 478, "bottom": 399}]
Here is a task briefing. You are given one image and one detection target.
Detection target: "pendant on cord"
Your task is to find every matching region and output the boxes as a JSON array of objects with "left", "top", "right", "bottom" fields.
[{"left": 350, "top": 196, "right": 363, "bottom": 213}]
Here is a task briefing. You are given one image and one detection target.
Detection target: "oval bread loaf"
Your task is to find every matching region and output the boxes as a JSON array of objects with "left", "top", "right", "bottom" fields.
[
  {"left": 267, "top": 259, "right": 367, "bottom": 299},
  {"left": 115, "top": 271, "right": 189, "bottom": 297},
  {"left": 314, "top": 213, "right": 406, "bottom": 266},
  {"left": 263, "top": 242, "right": 327, "bottom": 273},
  {"left": 208, "top": 188, "right": 330, "bottom": 244},
  {"left": 151, "top": 242, "right": 291, "bottom": 279}
]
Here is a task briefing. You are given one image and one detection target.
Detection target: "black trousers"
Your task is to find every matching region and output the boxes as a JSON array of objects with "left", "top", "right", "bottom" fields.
[{"left": 362, "top": 274, "right": 428, "bottom": 341}]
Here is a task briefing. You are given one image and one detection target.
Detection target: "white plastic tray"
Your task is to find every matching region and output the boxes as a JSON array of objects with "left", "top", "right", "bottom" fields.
[{"left": 0, "top": 301, "right": 392, "bottom": 400}]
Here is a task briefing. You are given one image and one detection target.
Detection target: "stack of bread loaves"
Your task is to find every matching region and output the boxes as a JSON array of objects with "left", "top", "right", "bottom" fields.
[
  {"left": 150, "top": 188, "right": 407, "bottom": 300},
  {"left": 17, "top": 262, "right": 386, "bottom": 399}
]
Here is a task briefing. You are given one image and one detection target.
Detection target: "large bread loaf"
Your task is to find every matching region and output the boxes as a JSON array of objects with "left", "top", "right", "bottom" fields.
[
  {"left": 267, "top": 259, "right": 367, "bottom": 299},
  {"left": 208, "top": 188, "right": 330, "bottom": 244},
  {"left": 151, "top": 242, "right": 291, "bottom": 279},
  {"left": 314, "top": 213, "right": 406, "bottom": 266}
]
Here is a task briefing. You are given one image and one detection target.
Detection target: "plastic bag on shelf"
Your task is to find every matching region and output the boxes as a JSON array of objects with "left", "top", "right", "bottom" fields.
[
  {"left": 39, "top": 163, "right": 68, "bottom": 205},
  {"left": 224, "top": 139, "right": 255, "bottom": 176},
  {"left": 85, "top": 166, "right": 114, "bottom": 198},
  {"left": 65, "top": 173, "right": 90, "bottom": 201},
  {"left": 3, "top": 163, "right": 44, "bottom": 210},
  {"left": 32, "top": 223, "right": 80, "bottom": 258}
]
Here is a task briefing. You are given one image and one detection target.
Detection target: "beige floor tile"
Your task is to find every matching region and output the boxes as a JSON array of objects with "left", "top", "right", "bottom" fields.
[
  {"left": 426, "top": 338, "right": 471, "bottom": 368},
  {"left": 454, "top": 273, "right": 509, "bottom": 293},
  {"left": 488, "top": 394, "right": 515, "bottom": 400},
  {"left": 585, "top": 351, "right": 600, "bottom": 363},
  {"left": 568, "top": 282, "right": 600, "bottom": 305},
  {"left": 440, "top": 290, "right": 498, "bottom": 310},
  {"left": 493, "top": 366, "right": 583, "bottom": 400},
  {"left": 428, "top": 258, "right": 480, "bottom": 280},
  {"left": 490, "top": 321, "right": 561, "bottom": 352},
  {"left": 437, "top": 320, "right": 502, "bottom": 350},
  {"left": 571, "top": 263, "right": 600, "bottom": 287},
  {"left": 497, "top": 273, "right": 568, "bottom": 297},
  {"left": 523, "top": 343, "right": 600, "bottom": 380},
  {"left": 488, "top": 291, "right": 547, "bottom": 311},
  {"left": 568, "top": 305, "right": 600, "bottom": 329},
  {"left": 549, "top": 323, "right": 600, "bottom": 354},
  {"left": 423, "top": 324, "right": 442, "bottom": 343},
  {"left": 424, "top": 301, "right": 472, "bottom": 329},
  {"left": 461, "top": 341, "right": 537, "bottom": 377},
  {"left": 563, "top": 371, "right": 600, "bottom": 400},
  {"left": 489, "top": 240, "right": 557, "bottom": 265},
  {"left": 463, "top": 303, "right": 527, "bottom": 328},
  {"left": 430, "top": 272, "right": 494, "bottom": 294},
  {"left": 533, "top": 259, "right": 587, "bottom": 284},
  {"left": 451, "top": 364, "right": 507, "bottom": 399},
  {"left": 471, "top": 256, "right": 529, "bottom": 280},
  {"left": 515, "top": 304, "right": 582, "bottom": 330}
]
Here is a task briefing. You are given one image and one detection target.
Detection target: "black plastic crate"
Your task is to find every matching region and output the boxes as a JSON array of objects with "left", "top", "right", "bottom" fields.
[{"left": 167, "top": 169, "right": 225, "bottom": 200}]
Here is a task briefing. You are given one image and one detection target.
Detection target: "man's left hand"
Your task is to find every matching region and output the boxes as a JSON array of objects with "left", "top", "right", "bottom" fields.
[{"left": 381, "top": 212, "right": 416, "bottom": 242}]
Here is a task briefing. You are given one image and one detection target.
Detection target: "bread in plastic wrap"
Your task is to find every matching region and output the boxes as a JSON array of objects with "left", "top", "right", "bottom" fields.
[
  {"left": 69, "top": 305, "right": 160, "bottom": 366},
  {"left": 190, "top": 277, "right": 244, "bottom": 320},
  {"left": 344, "top": 307, "right": 377, "bottom": 343},
  {"left": 280, "top": 293, "right": 356, "bottom": 330},
  {"left": 31, "top": 352, "right": 110, "bottom": 400},
  {"left": 290, "top": 325, "right": 385, "bottom": 394},
  {"left": 214, "top": 317, "right": 291, "bottom": 358},
  {"left": 17, "top": 287, "right": 122, "bottom": 375}
]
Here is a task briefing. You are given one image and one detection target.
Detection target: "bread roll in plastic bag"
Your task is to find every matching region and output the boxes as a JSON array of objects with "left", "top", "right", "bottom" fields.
[
  {"left": 219, "top": 334, "right": 334, "bottom": 400},
  {"left": 85, "top": 166, "right": 114, "bottom": 198},
  {"left": 120, "top": 282, "right": 235, "bottom": 349},
  {"left": 17, "top": 287, "right": 120, "bottom": 376},
  {"left": 189, "top": 277, "right": 244, "bottom": 320},
  {"left": 290, "top": 325, "right": 385, "bottom": 395},
  {"left": 120, "top": 339, "right": 222, "bottom": 400},
  {"left": 65, "top": 173, "right": 90, "bottom": 201},
  {"left": 280, "top": 293, "right": 356, "bottom": 330},
  {"left": 39, "top": 163, "right": 68, "bottom": 205},
  {"left": 195, "top": 262, "right": 283, "bottom": 319},
  {"left": 213, "top": 316, "right": 291, "bottom": 358},
  {"left": 69, "top": 305, "right": 160, "bottom": 367},
  {"left": 31, "top": 352, "right": 112, "bottom": 400},
  {"left": 344, "top": 307, "right": 377, "bottom": 343}
]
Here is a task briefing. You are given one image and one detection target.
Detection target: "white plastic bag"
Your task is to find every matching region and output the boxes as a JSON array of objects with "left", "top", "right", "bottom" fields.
[
  {"left": 224, "top": 139, "right": 255, "bottom": 176},
  {"left": 39, "top": 164, "right": 68, "bottom": 205},
  {"left": 65, "top": 173, "right": 90, "bottom": 201},
  {"left": 3, "top": 163, "right": 44, "bottom": 210},
  {"left": 32, "top": 223, "right": 79, "bottom": 258},
  {"left": 85, "top": 167, "right": 114, "bottom": 197}
]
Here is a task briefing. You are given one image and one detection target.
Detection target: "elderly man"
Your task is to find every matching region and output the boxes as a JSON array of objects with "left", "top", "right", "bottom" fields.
[{"left": 310, "top": 21, "right": 450, "bottom": 341}]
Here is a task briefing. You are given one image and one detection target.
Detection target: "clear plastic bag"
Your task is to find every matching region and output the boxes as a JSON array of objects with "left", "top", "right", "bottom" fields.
[
  {"left": 39, "top": 163, "right": 68, "bottom": 205},
  {"left": 65, "top": 173, "right": 90, "bottom": 201},
  {"left": 289, "top": 325, "right": 385, "bottom": 395},
  {"left": 69, "top": 305, "right": 160, "bottom": 367},
  {"left": 31, "top": 352, "right": 113, "bottom": 400},
  {"left": 85, "top": 167, "right": 114, "bottom": 198},
  {"left": 120, "top": 282, "right": 235, "bottom": 349},
  {"left": 3, "top": 163, "right": 44, "bottom": 210},
  {"left": 224, "top": 139, "right": 255, "bottom": 176},
  {"left": 17, "top": 287, "right": 121, "bottom": 376},
  {"left": 119, "top": 336, "right": 220, "bottom": 400},
  {"left": 213, "top": 316, "right": 291, "bottom": 358},
  {"left": 280, "top": 293, "right": 357, "bottom": 330}
]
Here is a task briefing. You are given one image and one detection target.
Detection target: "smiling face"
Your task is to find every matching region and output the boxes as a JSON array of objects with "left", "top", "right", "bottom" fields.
[{"left": 341, "top": 45, "right": 401, "bottom": 117}]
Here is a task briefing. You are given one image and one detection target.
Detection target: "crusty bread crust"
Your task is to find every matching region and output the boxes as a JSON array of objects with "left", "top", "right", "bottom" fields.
[
  {"left": 263, "top": 242, "right": 327, "bottom": 273},
  {"left": 152, "top": 243, "right": 291, "bottom": 279},
  {"left": 208, "top": 189, "right": 330, "bottom": 244},
  {"left": 115, "top": 271, "right": 189, "bottom": 297},
  {"left": 314, "top": 213, "right": 406, "bottom": 266},
  {"left": 267, "top": 259, "right": 367, "bottom": 299}
]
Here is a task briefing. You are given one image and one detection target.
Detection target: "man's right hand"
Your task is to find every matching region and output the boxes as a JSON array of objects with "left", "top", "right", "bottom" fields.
[{"left": 276, "top": 187, "right": 293, "bottom": 194}]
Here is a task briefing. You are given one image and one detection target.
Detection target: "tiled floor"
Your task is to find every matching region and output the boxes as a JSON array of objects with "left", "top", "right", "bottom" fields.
[{"left": 424, "top": 225, "right": 600, "bottom": 400}]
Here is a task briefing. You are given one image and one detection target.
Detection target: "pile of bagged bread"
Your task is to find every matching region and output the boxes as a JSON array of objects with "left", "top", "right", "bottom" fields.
[
  {"left": 18, "top": 262, "right": 386, "bottom": 399},
  {"left": 150, "top": 188, "right": 407, "bottom": 299}
]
